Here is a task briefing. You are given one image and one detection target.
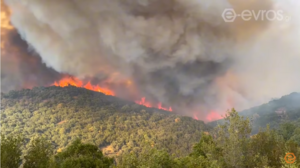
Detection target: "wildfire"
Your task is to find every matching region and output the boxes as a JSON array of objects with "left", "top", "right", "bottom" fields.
[
  {"left": 135, "top": 97, "right": 172, "bottom": 111},
  {"left": 1, "top": 0, "right": 14, "bottom": 51},
  {"left": 1, "top": 0, "right": 14, "bottom": 31},
  {"left": 53, "top": 76, "right": 227, "bottom": 121},
  {"left": 2, "top": 0, "right": 172, "bottom": 113},
  {"left": 52, "top": 77, "right": 115, "bottom": 96},
  {"left": 2, "top": 0, "right": 224, "bottom": 120},
  {"left": 193, "top": 114, "right": 199, "bottom": 120},
  {"left": 51, "top": 77, "right": 228, "bottom": 119},
  {"left": 52, "top": 77, "right": 173, "bottom": 112},
  {"left": 193, "top": 111, "right": 223, "bottom": 122},
  {"left": 206, "top": 111, "right": 223, "bottom": 122}
]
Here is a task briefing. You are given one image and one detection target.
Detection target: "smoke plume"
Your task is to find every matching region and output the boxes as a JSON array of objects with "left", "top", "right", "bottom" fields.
[
  {"left": 3, "top": 0, "right": 300, "bottom": 119},
  {"left": 1, "top": 0, "right": 62, "bottom": 92}
]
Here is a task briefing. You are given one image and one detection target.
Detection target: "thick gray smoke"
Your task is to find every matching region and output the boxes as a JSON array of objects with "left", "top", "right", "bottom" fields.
[
  {"left": 0, "top": 31, "right": 62, "bottom": 91},
  {"left": 1, "top": 1, "right": 62, "bottom": 92},
  {"left": 4, "top": 0, "right": 300, "bottom": 119}
]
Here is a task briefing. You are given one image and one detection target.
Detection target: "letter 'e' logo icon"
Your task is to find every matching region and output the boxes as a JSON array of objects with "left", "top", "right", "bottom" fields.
[
  {"left": 222, "top": 8, "right": 237, "bottom": 22},
  {"left": 285, "top": 153, "right": 296, "bottom": 164}
]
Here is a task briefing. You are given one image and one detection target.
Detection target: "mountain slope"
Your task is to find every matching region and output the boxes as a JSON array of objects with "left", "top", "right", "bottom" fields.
[
  {"left": 209, "top": 92, "right": 300, "bottom": 133},
  {"left": 1, "top": 86, "right": 210, "bottom": 157}
]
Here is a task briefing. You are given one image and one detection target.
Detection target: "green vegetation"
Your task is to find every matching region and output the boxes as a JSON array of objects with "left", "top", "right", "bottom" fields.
[
  {"left": 2, "top": 109, "right": 300, "bottom": 168},
  {"left": 209, "top": 92, "right": 300, "bottom": 134},
  {"left": 1, "top": 134, "right": 23, "bottom": 168},
  {"left": 1, "top": 135, "right": 113, "bottom": 168},
  {"left": 1, "top": 86, "right": 209, "bottom": 157},
  {"left": 1, "top": 87, "right": 300, "bottom": 167},
  {"left": 52, "top": 139, "right": 114, "bottom": 168},
  {"left": 23, "top": 138, "right": 53, "bottom": 168}
]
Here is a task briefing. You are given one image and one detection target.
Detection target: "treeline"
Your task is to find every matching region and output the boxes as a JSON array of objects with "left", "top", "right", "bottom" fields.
[
  {"left": 1, "top": 135, "right": 113, "bottom": 168},
  {"left": 2, "top": 109, "right": 300, "bottom": 168}
]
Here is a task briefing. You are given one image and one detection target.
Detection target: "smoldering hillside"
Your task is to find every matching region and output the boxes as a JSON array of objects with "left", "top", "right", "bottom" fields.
[{"left": 3, "top": 0, "right": 300, "bottom": 118}]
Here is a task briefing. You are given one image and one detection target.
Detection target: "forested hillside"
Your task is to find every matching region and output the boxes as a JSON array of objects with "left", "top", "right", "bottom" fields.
[
  {"left": 2, "top": 109, "right": 300, "bottom": 168},
  {"left": 0, "top": 86, "right": 209, "bottom": 157},
  {"left": 209, "top": 92, "right": 300, "bottom": 133}
]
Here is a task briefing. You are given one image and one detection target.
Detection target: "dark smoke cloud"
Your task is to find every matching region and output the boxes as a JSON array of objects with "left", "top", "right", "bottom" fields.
[
  {"left": 3, "top": 0, "right": 300, "bottom": 119},
  {"left": 1, "top": 1, "right": 62, "bottom": 92}
]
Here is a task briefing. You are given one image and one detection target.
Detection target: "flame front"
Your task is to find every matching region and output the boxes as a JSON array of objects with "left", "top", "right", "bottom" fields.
[
  {"left": 206, "top": 111, "right": 223, "bottom": 122},
  {"left": 53, "top": 77, "right": 225, "bottom": 121},
  {"left": 52, "top": 77, "right": 115, "bottom": 96},
  {"left": 135, "top": 97, "right": 172, "bottom": 111},
  {"left": 51, "top": 77, "right": 172, "bottom": 112}
]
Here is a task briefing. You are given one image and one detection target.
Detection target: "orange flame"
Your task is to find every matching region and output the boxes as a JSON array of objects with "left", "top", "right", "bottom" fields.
[
  {"left": 52, "top": 77, "right": 115, "bottom": 96},
  {"left": 193, "top": 114, "right": 199, "bottom": 120},
  {"left": 135, "top": 97, "right": 172, "bottom": 111},
  {"left": 206, "top": 111, "right": 223, "bottom": 122},
  {"left": 52, "top": 77, "right": 172, "bottom": 112},
  {"left": 193, "top": 110, "right": 223, "bottom": 122},
  {"left": 1, "top": 0, "right": 16, "bottom": 53}
]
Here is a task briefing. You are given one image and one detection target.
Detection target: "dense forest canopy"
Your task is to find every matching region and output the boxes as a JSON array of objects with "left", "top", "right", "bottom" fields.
[
  {"left": 2, "top": 109, "right": 300, "bottom": 168},
  {"left": 1, "top": 86, "right": 209, "bottom": 157}
]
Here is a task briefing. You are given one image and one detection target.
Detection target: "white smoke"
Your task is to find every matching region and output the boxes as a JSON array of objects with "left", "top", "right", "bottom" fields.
[{"left": 4, "top": 0, "right": 300, "bottom": 119}]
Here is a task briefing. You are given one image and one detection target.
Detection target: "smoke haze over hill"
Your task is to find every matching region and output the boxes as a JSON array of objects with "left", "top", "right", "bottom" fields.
[{"left": 2, "top": 0, "right": 300, "bottom": 120}]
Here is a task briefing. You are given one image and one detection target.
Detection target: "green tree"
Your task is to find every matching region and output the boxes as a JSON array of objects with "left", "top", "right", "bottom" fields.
[
  {"left": 0, "top": 134, "right": 23, "bottom": 168},
  {"left": 177, "top": 132, "right": 224, "bottom": 168},
  {"left": 278, "top": 122, "right": 297, "bottom": 141},
  {"left": 290, "top": 127, "right": 300, "bottom": 145},
  {"left": 214, "top": 109, "right": 252, "bottom": 168},
  {"left": 116, "top": 145, "right": 178, "bottom": 168},
  {"left": 53, "top": 139, "right": 113, "bottom": 168},
  {"left": 249, "top": 125, "right": 286, "bottom": 167},
  {"left": 23, "top": 138, "right": 53, "bottom": 168}
]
